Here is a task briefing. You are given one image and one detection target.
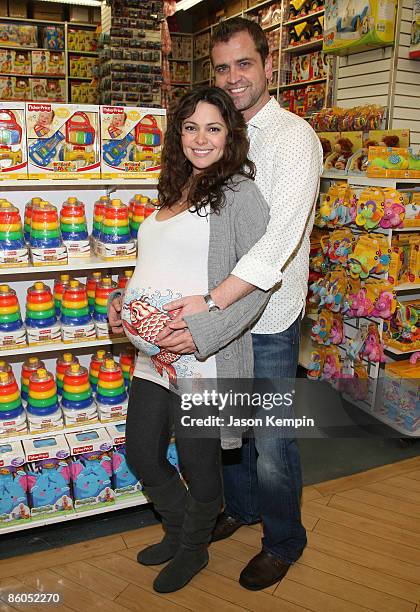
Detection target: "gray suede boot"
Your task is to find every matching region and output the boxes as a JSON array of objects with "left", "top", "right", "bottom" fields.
[
  {"left": 153, "top": 492, "right": 222, "bottom": 593},
  {"left": 137, "top": 474, "right": 187, "bottom": 566}
]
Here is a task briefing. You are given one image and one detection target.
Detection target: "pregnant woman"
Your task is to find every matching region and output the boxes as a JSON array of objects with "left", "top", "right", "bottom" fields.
[{"left": 109, "top": 87, "right": 270, "bottom": 593}]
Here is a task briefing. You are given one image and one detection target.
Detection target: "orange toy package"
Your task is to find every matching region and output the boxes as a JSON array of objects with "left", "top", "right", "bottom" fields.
[{"left": 367, "top": 146, "right": 420, "bottom": 179}]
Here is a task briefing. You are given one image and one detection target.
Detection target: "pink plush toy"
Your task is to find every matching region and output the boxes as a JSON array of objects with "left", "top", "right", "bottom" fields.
[
  {"left": 348, "top": 288, "right": 373, "bottom": 318},
  {"left": 380, "top": 201, "right": 405, "bottom": 229},
  {"left": 371, "top": 290, "right": 395, "bottom": 319},
  {"left": 362, "top": 326, "right": 385, "bottom": 363}
]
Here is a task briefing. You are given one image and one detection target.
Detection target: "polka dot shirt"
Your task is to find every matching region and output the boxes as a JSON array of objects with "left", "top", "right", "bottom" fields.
[{"left": 231, "top": 97, "right": 323, "bottom": 334}]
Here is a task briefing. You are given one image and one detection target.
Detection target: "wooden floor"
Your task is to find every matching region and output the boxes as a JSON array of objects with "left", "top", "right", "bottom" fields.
[{"left": 1, "top": 456, "right": 420, "bottom": 611}]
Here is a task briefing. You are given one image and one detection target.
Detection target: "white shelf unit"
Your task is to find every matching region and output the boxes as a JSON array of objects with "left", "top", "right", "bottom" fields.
[
  {"left": 169, "top": 32, "right": 193, "bottom": 100},
  {"left": 303, "top": 174, "right": 420, "bottom": 437},
  {"left": 0, "top": 177, "right": 158, "bottom": 534}
]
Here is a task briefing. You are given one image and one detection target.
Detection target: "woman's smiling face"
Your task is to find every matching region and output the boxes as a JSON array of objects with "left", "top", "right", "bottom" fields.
[{"left": 181, "top": 101, "right": 228, "bottom": 174}]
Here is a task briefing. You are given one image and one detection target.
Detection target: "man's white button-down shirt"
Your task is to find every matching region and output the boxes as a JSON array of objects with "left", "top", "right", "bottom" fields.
[{"left": 231, "top": 97, "right": 323, "bottom": 334}]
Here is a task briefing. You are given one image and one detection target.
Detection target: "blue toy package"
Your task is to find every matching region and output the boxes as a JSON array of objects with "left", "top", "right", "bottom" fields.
[
  {"left": 0, "top": 441, "right": 30, "bottom": 527},
  {"left": 23, "top": 435, "right": 73, "bottom": 518},
  {"left": 167, "top": 440, "right": 180, "bottom": 473},
  {"left": 107, "top": 423, "right": 143, "bottom": 499},
  {"left": 67, "top": 428, "right": 115, "bottom": 511}
]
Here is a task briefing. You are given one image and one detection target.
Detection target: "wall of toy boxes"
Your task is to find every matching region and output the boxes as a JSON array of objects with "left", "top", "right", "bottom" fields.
[
  {"left": 0, "top": 19, "right": 99, "bottom": 104},
  {"left": 0, "top": 102, "right": 165, "bottom": 180}
]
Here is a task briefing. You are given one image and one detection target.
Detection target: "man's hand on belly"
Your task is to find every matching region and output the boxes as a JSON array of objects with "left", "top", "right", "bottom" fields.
[
  {"left": 156, "top": 327, "right": 197, "bottom": 354},
  {"left": 109, "top": 296, "right": 123, "bottom": 334}
]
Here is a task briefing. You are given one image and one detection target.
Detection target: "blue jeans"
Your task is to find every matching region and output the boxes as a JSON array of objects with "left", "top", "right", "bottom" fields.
[{"left": 222, "top": 315, "right": 307, "bottom": 564}]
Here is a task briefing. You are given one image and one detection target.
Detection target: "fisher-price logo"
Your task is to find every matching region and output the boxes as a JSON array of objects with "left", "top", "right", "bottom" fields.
[
  {"left": 115, "top": 437, "right": 125, "bottom": 445},
  {"left": 73, "top": 445, "right": 94, "bottom": 454},
  {"left": 28, "top": 103, "right": 52, "bottom": 112},
  {"left": 27, "top": 453, "right": 50, "bottom": 461},
  {"left": 103, "top": 107, "right": 124, "bottom": 115}
]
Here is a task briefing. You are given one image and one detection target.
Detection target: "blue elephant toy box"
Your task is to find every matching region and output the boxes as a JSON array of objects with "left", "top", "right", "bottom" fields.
[
  {"left": 66, "top": 428, "right": 115, "bottom": 512},
  {"left": 0, "top": 440, "right": 31, "bottom": 528},
  {"left": 23, "top": 434, "right": 74, "bottom": 519},
  {"left": 107, "top": 423, "right": 144, "bottom": 500}
]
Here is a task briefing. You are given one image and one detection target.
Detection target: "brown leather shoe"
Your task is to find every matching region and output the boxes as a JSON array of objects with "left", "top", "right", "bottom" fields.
[
  {"left": 239, "top": 550, "right": 291, "bottom": 590},
  {"left": 211, "top": 512, "right": 245, "bottom": 542}
]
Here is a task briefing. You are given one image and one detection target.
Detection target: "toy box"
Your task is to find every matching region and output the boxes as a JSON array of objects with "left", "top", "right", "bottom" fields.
[
  {"left": 294, "top": 87, "right": 307, "bottom": 117},
  {"left": 324, "top": 131, "right": 363, "bottom": 173},
  {"left": 30, "top": 78, "right": 66, "bottom": 103},
  {"left": 348, "top": 129, "right": 410, "bottom": 175},
  {"left": 101, "top": 106, "right": 165, "bottom": 180},
  {"left": 311, "top": 51, "right": 330, "bottom": 79},
  {"left": 323, "top": 0, "right": 397, "bottom": 55},
  {"left": 409, "top": 0, "right": 420, "bottom": 59},
  {"left": 67, "top": 28, "right": 97, "bottom": 52},
  {"left": 0, "top": 22, "right": 37, "bottom": 47},
  {"left": 0, "top": 102, "right": 27, "bottom": 179},
  {"left": 69, "top": 56, "right": 98, "bottom": 80},
  {"left": 291, "top": 53, "right": 312, "bottom": 82},
  {"left": 367, "top": 146, "right": 420, "bottom": 179},
  {"left": 107, "top": 423, "right": 144, "bottom": 499},
  {"left": 24, "top": 435, "right": 74, "bottom": 518},
  {"left": 26, "top": 103, "right": 100, "bottom": 179},
  {"left": 70, "top": 81, "right": 97, "bottom": 105},
  {"left": 41, "top": 25, "right": 65, "bottom": 51},
  {"left": 0, "top": 76, "right": 29, "bottom": 101},
  {"left": 0, "top": 440, "right": 30, "bottom": 528},
  {"left": 306, "top": 83, "right": 326, "bottom": 114},
  {"left": 67, "top": 428, "right": 115, "bottom": 512},
  {"left": 0, "top": 49, "right": 31, "bottom": 75},
  {"left": 381, "top": 360, "right": 420, "bottom": 433},
  {"left": 32, "top": 51, "right": 65, "bottom": 77},
  {"left": 317, "top": 132, "right": 339, "bottom": 161}
]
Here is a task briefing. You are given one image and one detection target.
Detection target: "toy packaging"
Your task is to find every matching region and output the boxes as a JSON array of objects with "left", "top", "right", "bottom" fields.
[
  {"left": 0, "top": 23, "right": 37, "bottom": 47},
  {"left": 32, "top": 51, "right": 65, "bottom": 77},
  {"left": 0, "top": 285, "right": 26, "bottom": 350},
  {"left": 0, "top": 366, "right": 27, "bottom": 438},
  {"left": 67, "top": 28, "right": 97, "bottom": 53},
  {"left": 95, "top": 358, "right": 128, "bottom": 423},
  {"left": 0, "top": 103, "right": 27, "bottom": 180},
  {"left": 30, "top": 79, "right": 66, "bottom": 103},
  {"left": 24, "top": 434, "right": 73, "bottom": 518},
  {"left": 41, "top": 26, "right": 65, "bottom": 51},
  {"left": 26, "top": 103, "right": 100, "bottom": 179},
  {"left": 324, "top": 131, "right": 363, "bottom": 173},
  {"left": 93, "top": 276, "right": 117, "bottom": 339},
  {"left": 67, "top": 428, "right": 115, "bottom": 512},
  {"left": 409, "top": 0, "right": 420, "bottom": 59},
  {"left": 107, "top": 423, "right": 144, "bottom": 499},
  {"left": 323, "top": 0, "right": 397, "bottom": 55},
  {"left": 25, "top": 282, "right": 61, "bottom": 345},
  {"left": 367, "top": 146, "right": 420, "bottom": 179},
  {"left": 0, "top": 440, "right": 30, "bottom": 528},
  {"left": 0, "top": 76, "right": 30, "bottom": 101},
  {"left": 60, "top": 197, "right": 90, "bottom": 258},
  {"left": 306, "top": 83, "right": 326, "bottom": 114},
  {"left": 381, "top": 358, "right": 420, "bottom": 433},
  {"left": 348, "top": 129, "right": 410, "bottom": 175},
  {"left": 94, "top": 199, "right": 136, "bottom": 261},
  {"left": 100, "top": 106, "right": 165, "bottom": 180},
  {"left": 0, "top": 49, "right": 31, "bottom": 75},
  {"left": 28, "top": 201, "right": 68, "bottom": 267},
  {"left": 61, "top": 280, "right": 95, "bottom": 344},
  {"left": 26, "top": 367, "right": 63, "bottom": 433},
  {"left": 61, "top": 363, "right": 98, "bottom": 428}
]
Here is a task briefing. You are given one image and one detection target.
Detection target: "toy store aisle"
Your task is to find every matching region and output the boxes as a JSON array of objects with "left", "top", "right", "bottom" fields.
[{"left": 0, "top": 456, "right": 419, "bottom": 612}]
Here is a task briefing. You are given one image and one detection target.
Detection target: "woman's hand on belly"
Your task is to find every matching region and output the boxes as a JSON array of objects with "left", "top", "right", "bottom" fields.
[
  {"left": 109, "top": 296, "right": 123, "bottom": 334},
  {"left": 156, "top": 326, "right": 197, "bottom": 354}
]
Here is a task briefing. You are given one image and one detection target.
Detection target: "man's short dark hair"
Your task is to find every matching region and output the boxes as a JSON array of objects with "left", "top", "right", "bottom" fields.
[{"left": 210, "top": 17, "right": 269, "bottom": 65}]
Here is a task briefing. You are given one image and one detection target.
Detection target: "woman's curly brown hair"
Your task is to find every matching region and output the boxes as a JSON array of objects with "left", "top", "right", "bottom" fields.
[{"left": 158, "top": 86, "right": 255, "bottom": 214}]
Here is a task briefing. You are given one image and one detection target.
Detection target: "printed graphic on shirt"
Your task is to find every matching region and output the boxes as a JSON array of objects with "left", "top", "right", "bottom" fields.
[{"left": 122, "top": 286, "right": 198, "bottom": 387}]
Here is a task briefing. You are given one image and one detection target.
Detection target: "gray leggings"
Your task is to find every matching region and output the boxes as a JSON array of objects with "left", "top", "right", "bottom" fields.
[{"left": 125, "top": 377, "right": 222, "bottom": 503}]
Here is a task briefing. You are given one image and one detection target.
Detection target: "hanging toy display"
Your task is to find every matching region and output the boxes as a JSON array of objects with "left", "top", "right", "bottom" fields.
[
  {"left": 29, "top": 201, "right": 68, "bottom": 266},
  {"left": 0, "top": 201, "right": 29, "bottom": 267},
  {"left": 93, "top": 276, "right": 117, "bottom": 339},
  {"left": 53, "top": 273, "right": 70, "bottom": 317},
  {"left": 89, "top": 349, "right": 108, "bottom": 391},
  {"left": 60, "top": 196, "right": 90, "bottom": 257},
  {"left": 95, "top": 358, "right": 128, "bottom": 422},
  {"left": 118, "top": 269, "right": 133, "bottom": 289},
  {"left": 23, "top": 196, "right": 42, "bottom": 241},
  {"left": 119, "top": 351, "right": 135, "bottom": 389},
  {"left": 0, "top": 284, "right": 26, "bottom": 350},
  {"left": 0, "top": 370, "right": 27, "bottom": 438},
  {"left": 26, "top": 368, "right": 63, "bottom": 433},
  {"left": 21, "top": 356, "right": 45, "bottom": 403},
  {"left": 25, "top": 282, "right": 61, "bottom": 345},
  {"left": 61, "top": 363, "right": 97, "bottom": 427},
  {"left": 95, "top": 199, "right": 136, "bottom": 261},
  {"left": 56, "top": 352, "right": 78, "bottom": 397},
  {"left": 87, "top": 271, "right": 102, "bottom": 314},
  {"left": 92, "top": 194, "right": 110, "bottom": 243},
  {"left": 60, "top": 279, "right": 95, "bottom": 343}
]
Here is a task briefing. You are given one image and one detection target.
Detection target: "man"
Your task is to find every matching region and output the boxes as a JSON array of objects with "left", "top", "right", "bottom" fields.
[{"left": 110, "top": 17, "right": 322, "bottom": 591}]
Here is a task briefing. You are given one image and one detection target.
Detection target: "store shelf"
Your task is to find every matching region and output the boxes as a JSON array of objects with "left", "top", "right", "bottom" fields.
[
  {"left": 0, "top": 336, "right": 128, "bottom": 358},
  {"left": 171, "top": 80, "right": 191, "bottom": 86},
  {"left": 394, "top": 282, "right": 420, "bottom": 292},
  {"left": 283, "top": 38, "right": 324, "bottom": 53},
  {"left": 245, "top": 0, "right": 275, "bottom": 13},
  {"left": 0, "top": 45, "right": 58, "bottom": 53},
  {"left": 283, "top": 9, "right": 325, "bottom": 27},
  {"left": 268, "top": 84, "right": 278, "bottom": 92},
  {"left": 194, "top": 54, "right": 209, "bottom": 61},
  {"left": 0, "top": 495, "right": 149, "bottom": 535},
  {"left": 384, "top": 344, "right": 420, "bottom": 356},
  {"left": 193, "top": 78, "right": 210, "bottom": 85},
  {"left": 0, "top": 256, "right": 135, "bottom": 276},
  {"left": 342, "top": 393, "right": 419, "bottom": 437},
  {"left": 0, "top": 178, "right": 158, "bottom": 187},
  {"left": 169, "top": 57, "right": 192, "bottom": 62},
  {"left": 321, "top": 173, "right": 420, "bottom": 186},
  {"left": 393, "top": 226, "right": 420, "bottom": 232},
  {"left": 0, "top": 73, "right": 64, "bottom": 79},
  {"left": 69, "top": 76, "right": 94, "bottom": 81},
  {"left": 4, "top": 419, "right": 126, "bottom": 445},
  {"left": 262, "top": 21, "right": 282, "bottom": 32},
  {"left": 68, "top": 50, "right": 98, "bottom": 56},
  {"left": 279, "top": 77, "right": 326, "bottom": 90}
]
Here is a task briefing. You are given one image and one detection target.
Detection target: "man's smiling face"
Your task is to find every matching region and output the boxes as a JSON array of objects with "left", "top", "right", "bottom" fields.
[{"left": 212, "top": 31, "right": 272, "bottom": 122}]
